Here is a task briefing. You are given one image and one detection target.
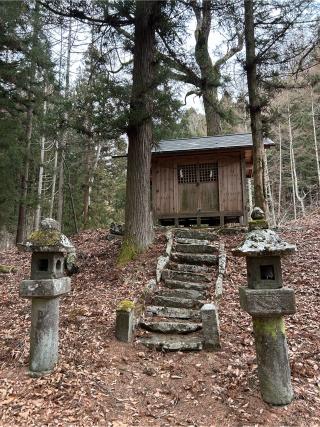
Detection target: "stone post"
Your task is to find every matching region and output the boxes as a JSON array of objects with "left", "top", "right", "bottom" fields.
[
  {"left": 19, "top": 218, "right": 74, "bottom": 377},
  {"left": 233, "top": 207, "right": 296, "bottom": 405},
  {"left": 201, "top": 303, "right": 221, "bottom": 350},
  {"left": 116, "top": 300, "right": 135, "bottom": 343}
]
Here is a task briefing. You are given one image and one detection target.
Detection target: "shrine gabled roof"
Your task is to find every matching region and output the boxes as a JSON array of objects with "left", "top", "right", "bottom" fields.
[{"left": 152, "top": 132, "right": 274, "bottom": 155}]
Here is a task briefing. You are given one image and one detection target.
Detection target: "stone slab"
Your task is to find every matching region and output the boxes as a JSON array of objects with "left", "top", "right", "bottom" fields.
[
  {"left": 140, "top": 320, "right": 202, "bottom": 334},
  {"left": 164, "top": 279, "right": 209, "bottom": 292},
  {"left": 152, "top": 295, "right": 203, "bottom": 309},
  {"left": 168, "top": 262, "right": 211, "bottom": 274},
  {"left": 157, "top": 288, "right": 205, "bottom": 300},
  {"left": 145, "top": 305, "right": 200, "bottom": 320},
  {"left": 171, "top": 252, "right": 217, "bottom": 265},
  {"left": 116, "top": 309, "right": 134, "bottom": 343},
  {"left": 174, "top": 229, "right": 218, "bottom": 241},
  {"left": 174, "top": 243, "right": 218, "bottom": 254},
  {"left": 20, "top": 277, "right": 71, "bottom": 298},
  {"left": 239, "top": 287, "right": 296, "bottom": 317},
  {"left": 162, "top": 269, "right": 211, "bottom": 283},
  {"left": 139, "top": 333, "right": 203, "bottom": 351}
]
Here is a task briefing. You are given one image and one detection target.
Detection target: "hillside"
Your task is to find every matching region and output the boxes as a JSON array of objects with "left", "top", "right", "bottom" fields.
[{"left": 0, "top": 217, "right": 319, "bottom": 426}]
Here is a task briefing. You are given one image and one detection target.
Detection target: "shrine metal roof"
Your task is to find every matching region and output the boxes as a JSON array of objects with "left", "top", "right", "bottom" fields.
[{"left": 152, "top": 133, "right": 274, "bottom": 155}]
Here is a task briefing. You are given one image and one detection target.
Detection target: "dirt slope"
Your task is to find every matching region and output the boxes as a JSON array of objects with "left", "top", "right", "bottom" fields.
[{"left": 0, "top": 219, "right": 319, "bottom": 426}]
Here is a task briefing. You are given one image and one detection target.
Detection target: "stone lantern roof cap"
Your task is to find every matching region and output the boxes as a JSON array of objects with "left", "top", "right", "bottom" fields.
[
  {"left": 232, "top": 228, "right": 296, "bottom": 257},
  {"left": 19, "top": 218, "right": 75, "bottom": 253}
]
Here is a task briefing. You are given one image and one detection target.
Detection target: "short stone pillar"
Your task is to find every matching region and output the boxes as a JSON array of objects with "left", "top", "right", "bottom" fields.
[
  {"left": 115, "top": 300, "right": 135, "bottom": 343},
  {"left": 233, "top": 207, "right": 296, "bottom": 405},
  {"left": 201, "top": 303, "right": 221, "bottom": 350},
  {"left": 19, "top": 218, "right": 74, "bottom": 377}
]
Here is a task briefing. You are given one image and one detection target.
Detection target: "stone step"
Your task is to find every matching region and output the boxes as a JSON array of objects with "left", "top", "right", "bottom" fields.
[
  {"left": 164, "top": 279, "right": 210, "bottom": 292},
  {"left": 156, "top": 287, "right": 205, "bottom": 300},
  {"left": 174, "top": 243, "right": 218, "bottom": 254},
  {"left": 168, "top": 262, "right": 211, "bottom": 274},
  {"left": 152, "top": 295, "right": 203, "bottom": 309},
  {"left": 174, "top": 229, "right": 218, "bottom": 241},
  {"left": 162, "top": 268, "right": 211, "bottom": 283},
  {"left": 175, "top": 238, "right": 214, "bottom": 245},
  {"left": 145, "top": 305, "right": 200, "bottom": 320},
  {"left": 171, "top": 252, "right": 217, "bottom": 265},
  {"left": 138, "top": 333, "right": 203, "bottom": 351},
  {"left": 140, "top": 320, "right": 202, "bottom": 334}
]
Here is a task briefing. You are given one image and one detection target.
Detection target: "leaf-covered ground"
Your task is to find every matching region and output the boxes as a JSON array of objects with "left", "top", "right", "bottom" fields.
[{"left": 0, "top": 217, "right": 319, "bottom": 426}]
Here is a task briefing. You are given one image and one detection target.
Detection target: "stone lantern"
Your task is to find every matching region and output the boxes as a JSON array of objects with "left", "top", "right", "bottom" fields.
[
  {"left": 19, "top": 218, "right": 74, "bottom": 377},
  {"left": 233, "top": 208, "right": 296, "bottom": 405}
]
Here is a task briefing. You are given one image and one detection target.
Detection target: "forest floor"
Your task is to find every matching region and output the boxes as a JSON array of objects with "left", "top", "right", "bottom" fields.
[{"left": 0, "top": 215, "right": 319, "bottom": 426}]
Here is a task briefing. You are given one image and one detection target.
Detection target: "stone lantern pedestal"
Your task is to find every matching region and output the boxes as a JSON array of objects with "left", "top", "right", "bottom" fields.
[
  {"left": 233, "top": 208, "right": 296, "bottom": 405},
  {"left": 19, "top": 219, "right": 74, "bottom": 377}
]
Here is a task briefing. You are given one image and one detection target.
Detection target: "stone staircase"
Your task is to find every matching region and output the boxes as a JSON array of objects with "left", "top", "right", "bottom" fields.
[{"left": 137, "top": 229, "right": 219, "bottom": 351}]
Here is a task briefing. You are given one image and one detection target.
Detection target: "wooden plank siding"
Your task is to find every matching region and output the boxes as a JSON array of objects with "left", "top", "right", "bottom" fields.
[{"left": 151, "top": 150, "right": 247, "bottom": 222}]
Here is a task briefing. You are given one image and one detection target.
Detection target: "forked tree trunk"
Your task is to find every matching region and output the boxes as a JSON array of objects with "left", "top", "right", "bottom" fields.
[
  {"left": 193, "top": 0, "right": 221, "bottom": 135},
  {"left": 119, "top": 1, "right": 161, "bottom": 262},
  {"left": 243, "top": 0, "right": 267, "bottom": 214}
]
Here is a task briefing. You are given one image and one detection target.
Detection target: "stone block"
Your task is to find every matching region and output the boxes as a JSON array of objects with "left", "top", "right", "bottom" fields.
[
  {"left": 20, "top": 277, "right": 71, "bottom": 298},
  {"left": 239, "top": 287, "right": 296, "bottom": 317},
  {"left": 115, "top": 301, "right": 135, "bottom": 343},
  {"left": 201, "top": 303, "right": 221, "bottom": 351},
  {"left": 31, "top": 252, "right": 65, "bottom": 280}
]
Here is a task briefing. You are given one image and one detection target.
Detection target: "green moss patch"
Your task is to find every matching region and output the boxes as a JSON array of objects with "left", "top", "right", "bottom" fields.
[
  {"left": 28, "top": 230, "right": 61, "bottom": 246},
  {"left": 117, "top": 299, "right": 135, "bottom": 312},
  {"left": 249, "top": 219, "right": 269, "bottom": 231},
  {"left": 117, "top": 240, "right": 138, "bottom": 266},
  {"left": 0, "top": 265, "right": 17, "bottom": 274},
  {"left": 253, "top": 317, "right": 285, "bottom": 339}
]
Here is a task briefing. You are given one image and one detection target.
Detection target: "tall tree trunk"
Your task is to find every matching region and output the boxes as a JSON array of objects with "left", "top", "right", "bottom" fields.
[
  {"left": 16, "top": 1, "right": 40, "bottom": 243},
  {"left": 83, "top": 141, "right": 101, "bottom": 228},
  {"left": 57, "top": 16, "right": 72, "bottom": 226},
  {"left": 311, "top": 88, "right": 320, "bottom": 188},
  {"left": 34, "top": 94, "right": 47, "bottom": 230},
  {"left": 16, "top": 106, "right": 33, "bottom": 244},
  {"left": 288, "top": 99, "right": 305, "bottom": 217},
  {"left": 49, "top": 141, "right": 58, "bottom": 218},
  {"left": 277, "top": 123, "right": 282, "bottom": 221},
  {"left": 264, "top": 151, "right": 275, "bottom": 226},
  {"left": 243, "top": 0, "right": 267, "bottom": 214},
  {"left": 119, "top": 1, "right": 161, "bottom": 262}
]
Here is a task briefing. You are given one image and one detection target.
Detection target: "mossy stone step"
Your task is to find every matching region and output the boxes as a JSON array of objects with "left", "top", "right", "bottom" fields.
[
  {"left": 156, "top": 287, "right": 205, "bottom": 300},
  {"left": 171, "top": 252, "right": 217, "bottom": 265},
  {"left": 152, "top": 295, "right": 203, "bottom": 309},
  {"left": 164, "top": 279, "right": 210, "bottom": 292},
  {"left": 162, "top": 268, "right": 211, "bottom": 283},
  {"left": 139, "top": 333, "right": 203, "bottom": 351},
  {"left": 168, "top": 262, "right": 211, "bottom": 274},
  {"left": 140, "top": 320, "right": 202, "bottom": 334},
  {"left": 174, "top": 229, "right": 218, "bottom": 241},
  {"left": 174, "top": 243, "right": 219, "bottom": 254},
  {"left": 145, "top": 305, "right": 200, "bottom": 320}
]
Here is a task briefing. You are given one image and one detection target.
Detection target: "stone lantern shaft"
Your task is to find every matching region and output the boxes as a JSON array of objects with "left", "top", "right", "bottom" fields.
[{"left": 233, "top": 207, "right": 296, "bottom": 405}]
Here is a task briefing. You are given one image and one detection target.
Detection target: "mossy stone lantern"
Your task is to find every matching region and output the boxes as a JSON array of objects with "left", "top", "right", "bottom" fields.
[
  {"left": 233, "top": 208, "right": 296, "bottom": 406},
  {"left": 19, "top": 218, "right": 74, "bottom": 377}
]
